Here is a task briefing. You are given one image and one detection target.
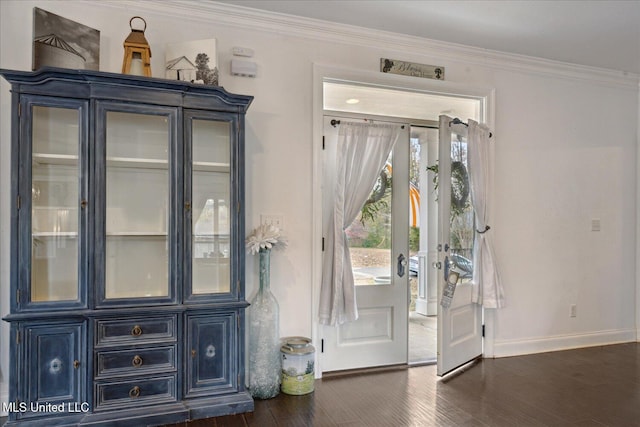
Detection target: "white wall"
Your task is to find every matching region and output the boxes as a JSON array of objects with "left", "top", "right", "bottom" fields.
[
  {"left": 1, "top": 0, "right": 638, "bottom": 408},
  {"left": 637, "top": 83, "right": 640, "bottom": 341},
  {"left": 491, "top": 72, "right": 637, "bottom": 355}
]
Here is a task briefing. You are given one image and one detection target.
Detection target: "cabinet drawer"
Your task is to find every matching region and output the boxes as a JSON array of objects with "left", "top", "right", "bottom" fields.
[
  {"left": 95, "top": 375, "right": 177, "bottom": 411},
  {"left": 96, "top": 346, "right": 176, "bottom": 379},
  {"left": 96, "top": 316, "right": 177, "bottom": 346}
]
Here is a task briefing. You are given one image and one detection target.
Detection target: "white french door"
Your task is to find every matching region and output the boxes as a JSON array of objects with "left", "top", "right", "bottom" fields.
[
  {"left": 321, "top": 115, "right": 410, "bottom": 372},
  {"left": 436, "top": 115, "right": 483, "bottom": 376}
]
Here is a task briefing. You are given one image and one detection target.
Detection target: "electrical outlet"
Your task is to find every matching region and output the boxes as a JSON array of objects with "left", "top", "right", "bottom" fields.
[
  {"left": 570, "top": 304, "right": 577, "bottom": 318},
  {"left": 260, "top": 214, "right": 284, "bottom": 230}
]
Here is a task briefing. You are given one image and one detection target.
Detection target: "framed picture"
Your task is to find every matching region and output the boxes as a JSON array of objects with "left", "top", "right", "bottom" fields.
[
  {"left": 33, "top": 7, "right": 100, "bottom": 71},
  {"left": 165, "top": 39, "right": 219, "bottom": 86}
]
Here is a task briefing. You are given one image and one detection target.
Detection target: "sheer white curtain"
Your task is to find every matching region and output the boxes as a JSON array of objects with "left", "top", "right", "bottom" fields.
[
  {"left": 468, "top": 120, "right": 505, "bottom": 308},
  {"left": 319, "top": 122, "right": 400, "bottom": 325}
]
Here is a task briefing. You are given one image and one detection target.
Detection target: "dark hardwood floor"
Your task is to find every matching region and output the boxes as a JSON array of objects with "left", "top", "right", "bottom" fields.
[
  {"left": 167, "top": 343, "right": 639, "bottom": 427},
  {"left": 1, "top": 343, "right": 637, "bottom": 426}
]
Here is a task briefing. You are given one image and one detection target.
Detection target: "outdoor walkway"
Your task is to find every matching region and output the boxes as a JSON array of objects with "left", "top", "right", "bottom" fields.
[{"left": 409, "top": 311, "right": 436, "bottom": 364}]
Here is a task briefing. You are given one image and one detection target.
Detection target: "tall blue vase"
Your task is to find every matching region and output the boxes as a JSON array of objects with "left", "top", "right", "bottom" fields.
[{"left": 248, "top": 248, "right": 281, "bottom": 399}]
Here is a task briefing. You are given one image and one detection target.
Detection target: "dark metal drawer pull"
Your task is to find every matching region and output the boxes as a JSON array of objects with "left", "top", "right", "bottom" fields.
[
  {"left": 131, "top": 325, "right": 143, "bottom": 336},
  {"left": 132, "top": 355, "right": 143, "bottom": 367},
  {"left": 73, "top": 360, "right": 80, "bottom": 369},
  {"left": 129, "top": 386, "right": 140, "bottom": 398}
]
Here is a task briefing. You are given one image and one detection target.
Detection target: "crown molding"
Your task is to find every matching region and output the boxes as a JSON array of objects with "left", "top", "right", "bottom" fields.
[{"left": 101, "top": 0, "right": 639, "bottom": 89}]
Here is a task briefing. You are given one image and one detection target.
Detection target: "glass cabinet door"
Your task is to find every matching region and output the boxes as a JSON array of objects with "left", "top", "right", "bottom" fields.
[
  {"left": 28, "top": 103, "right": 84, "bottom": 304},
  {"left": 102, "top": 107, "right": 174, "bottom": 301},
  {"left": 189, "top": 116, "right": 233, "bottom": 296}
]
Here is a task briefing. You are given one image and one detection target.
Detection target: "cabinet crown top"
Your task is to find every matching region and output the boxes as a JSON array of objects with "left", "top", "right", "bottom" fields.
[{"left": 0, "top": 67, "right": 253, "bottom": 112}]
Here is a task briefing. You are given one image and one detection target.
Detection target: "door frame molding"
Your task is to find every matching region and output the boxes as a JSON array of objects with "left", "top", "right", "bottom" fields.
[{"left": 312, "top": 64, "right": 496, "bottom": 377}]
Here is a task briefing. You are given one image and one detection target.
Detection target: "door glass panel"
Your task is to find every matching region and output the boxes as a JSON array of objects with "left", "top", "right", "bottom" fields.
[
  {"left": 346, "top": 151, "right": 393, "bottom": 286},
  {"left": 449, "top": 132, "right": 474, "bottom": 282},
  {"left": 191, "top": 119, "right": 231, "bottom": 294},
  {"left": 31, "top": 106, "right": 79, "bottom": 302},
  {"left": 105, "top": 112, "right": 169, "bottom": 299},
  {"left": 409, "top": 133, "right": 421, "bottom": 310}
]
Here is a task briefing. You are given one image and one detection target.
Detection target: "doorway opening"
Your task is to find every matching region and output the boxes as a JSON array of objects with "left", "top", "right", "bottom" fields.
[{"left": 322, "top": 80, "right": 483, "bottom": 370}]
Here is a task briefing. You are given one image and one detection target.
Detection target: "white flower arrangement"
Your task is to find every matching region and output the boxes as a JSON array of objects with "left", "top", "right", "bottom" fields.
[{"left": 246, "top": 224, "right": 287, "bottom": 255}]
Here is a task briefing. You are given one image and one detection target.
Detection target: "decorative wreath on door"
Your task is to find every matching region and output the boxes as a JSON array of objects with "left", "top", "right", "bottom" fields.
[{"left": 450, "top": 161, "right": 470, "bottom": 211}]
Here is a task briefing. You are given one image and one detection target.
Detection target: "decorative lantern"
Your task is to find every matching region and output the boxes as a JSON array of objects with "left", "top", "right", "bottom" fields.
[{"left": 122, "top": 16, "right": 151, "bottom": 76}]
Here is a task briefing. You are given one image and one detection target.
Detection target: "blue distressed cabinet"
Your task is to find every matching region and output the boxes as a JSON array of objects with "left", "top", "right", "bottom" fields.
[{"left": 1, "top": 68, "right": 254, "bottom": 426}]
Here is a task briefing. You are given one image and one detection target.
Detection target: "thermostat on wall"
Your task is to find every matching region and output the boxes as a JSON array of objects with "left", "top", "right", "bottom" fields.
[
  {"left": 231, "top": 59, "right": 257, "bottom": 77},
  {"left": 232, "top": 46, "right": 254, "bottom": 57}
]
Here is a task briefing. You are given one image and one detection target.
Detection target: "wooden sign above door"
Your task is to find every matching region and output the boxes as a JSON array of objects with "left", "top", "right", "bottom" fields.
[{"left": 380, "top": 58, "right": 445, "bottom": 80}]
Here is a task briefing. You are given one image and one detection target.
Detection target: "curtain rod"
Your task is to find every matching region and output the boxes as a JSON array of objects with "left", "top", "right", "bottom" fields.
[
  {"left": 449, "top": 117, "right": 493, "bottom": 138},
  {"left": 329, "top": 118, "right": 490, "bottom": 137},
  {"left": 330, "top": 119, "right": 405, "bottom": 129}
]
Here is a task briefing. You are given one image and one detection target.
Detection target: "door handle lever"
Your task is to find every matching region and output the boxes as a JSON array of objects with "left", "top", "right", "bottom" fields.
[
  {"left": 397, "top": 253, "right": 407, "bottom": 277},
  {"left": 444, "top": 255, "right": 450, "bottom": 281}
]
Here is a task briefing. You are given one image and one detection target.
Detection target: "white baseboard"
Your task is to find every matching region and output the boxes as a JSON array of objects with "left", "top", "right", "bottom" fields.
[{"left": 492, "top": 328, "right": 637, "bottom": 358}]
